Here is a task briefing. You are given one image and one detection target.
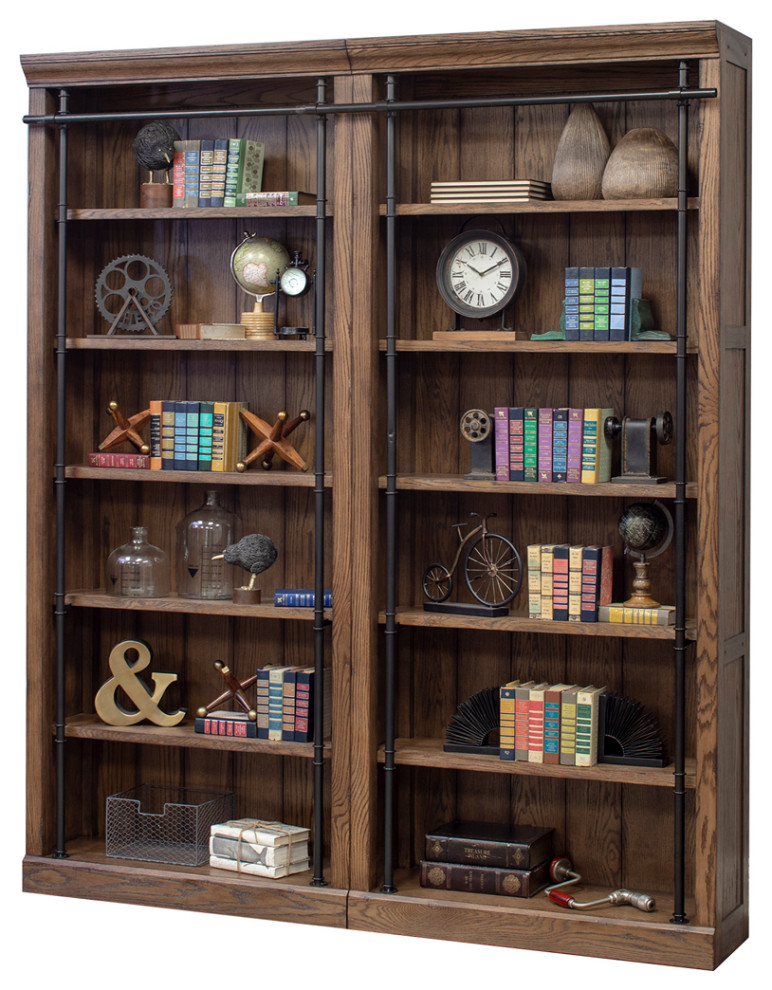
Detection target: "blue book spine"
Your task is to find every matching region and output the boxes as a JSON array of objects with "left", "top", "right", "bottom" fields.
[
  {"left": 564, "top": 266, "right": 580, "bottom": 340},
  {"left": 552, "top": 408, "right": 568, "bottom": 482},
  {"left": 198, "top": 401, "right": 214, "bottom": 471},
  {"left": 173, "top": 402, "right": 187, "bottom": 470},
  {"left": 184, "top": 401, "right": 200, "bottom": 471}
]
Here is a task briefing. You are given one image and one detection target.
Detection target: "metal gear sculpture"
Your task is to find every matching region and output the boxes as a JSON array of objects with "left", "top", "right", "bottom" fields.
[{"left": 95, "top": 254, "right": 172, "bottom": 334}]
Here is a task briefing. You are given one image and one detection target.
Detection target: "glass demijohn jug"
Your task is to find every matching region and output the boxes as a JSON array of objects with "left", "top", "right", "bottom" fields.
[
  {"left": 106, "top": 526, "right": 170, "bottom": 597},
  {"left": 175, "top": 490, "right": 240, "bottom": 599}
]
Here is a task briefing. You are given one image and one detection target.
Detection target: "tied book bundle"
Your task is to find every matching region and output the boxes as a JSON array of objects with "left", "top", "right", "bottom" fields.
[
  {"left": 499, "top": 683, "right": 666, "bottom": 768},
  {"left": 493, "top": 406, "right": 614, "bottom": 485},
  {"left": 209, "top": 819, "right": 310, "bottom": 878},
  {"left": 420, "top": 820, "right": 554, "bottom": 897}
]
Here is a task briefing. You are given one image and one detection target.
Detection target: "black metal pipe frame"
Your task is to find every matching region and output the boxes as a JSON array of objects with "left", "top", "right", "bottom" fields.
[
  {"left": 381, "top": 75, "right": 399, "bottom": 895},
  {"left": 54, "top": 89, "right": 69, "bottom": 860},
  {"left": 671, "top": 60, "right": 690, "bottom": 926},
  {"left": 311, "top": 76, "right": 328, "bottom": 888}
]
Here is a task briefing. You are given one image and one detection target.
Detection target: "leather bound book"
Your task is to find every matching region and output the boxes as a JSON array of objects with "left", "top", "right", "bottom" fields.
[
  {"left": 424, "top": 820, "right": 553, "bottom": 870},
  {"left": 420, "top": 858, "right": 550, "bottom": 897}
]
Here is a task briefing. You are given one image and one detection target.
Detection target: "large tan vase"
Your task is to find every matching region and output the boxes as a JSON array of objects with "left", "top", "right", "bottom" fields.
[
  {"left": 602, "top": 127, "right": 678, "bottom": 199},
  {"left": 551, "top": 104, "right": 610, "bottom": 200}
]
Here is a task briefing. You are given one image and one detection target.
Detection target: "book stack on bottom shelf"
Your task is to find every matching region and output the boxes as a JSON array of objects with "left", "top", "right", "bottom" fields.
[
  {"left": 419, "top": 820, "right": 554, "bottom": 898},
  {"left": 209, "top": 819, "right": 310, "bottom": 878}
]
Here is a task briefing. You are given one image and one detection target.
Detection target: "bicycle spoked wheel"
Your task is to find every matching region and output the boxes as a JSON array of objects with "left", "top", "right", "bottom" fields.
[
  {"left": 463, "top": 534, "right": 522, "bottom": 607},
  {"left": 422, "top": 563, "right": 453, "bottom": 603}
]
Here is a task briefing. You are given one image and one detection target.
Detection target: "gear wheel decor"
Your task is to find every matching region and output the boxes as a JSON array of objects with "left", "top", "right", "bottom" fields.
[{"left": 95, "top": 254, "right": 172, "bottom": 335}]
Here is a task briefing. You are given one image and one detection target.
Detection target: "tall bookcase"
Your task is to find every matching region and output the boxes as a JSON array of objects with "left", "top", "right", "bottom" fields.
[{"left": 21, "top": 21, "right": 750, "bottom": 970}]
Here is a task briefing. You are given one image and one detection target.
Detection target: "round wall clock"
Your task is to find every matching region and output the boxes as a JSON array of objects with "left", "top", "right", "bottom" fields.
[{"left": 436, "top": 229, "right": 526, "bottom": 319}]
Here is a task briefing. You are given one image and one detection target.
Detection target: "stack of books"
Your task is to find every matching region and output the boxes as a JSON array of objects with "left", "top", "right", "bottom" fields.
[
  {"left": 494, "top": 406, "right": 614, "bottom": 484},
  {"left": 209, "top": 819, "right": 310, "bottom": 878},
  {"left": 195, "top": 710, "right": 257, "bottom": 738},
  {"left": 420, "top": 820, "right": 554, "bottom": 897},
  {"left": 527, "top": 543, "right": 613, "bottom": 622},
  {"left": 256, "top": 665, "right": 331, "bottom": 742},
  {"left": 499, "top": 682, "right": 606, "bottom": 766},
  {"left": 563, "top": 266, "right": 643, "bottom": 341},
  {"left": 429, "top": 179, "right": 551, "bottom": 203}
]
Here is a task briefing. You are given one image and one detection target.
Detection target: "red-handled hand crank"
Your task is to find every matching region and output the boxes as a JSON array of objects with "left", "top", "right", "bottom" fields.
[{"left": 545, "top": 857, "right": 656, "bottom": 913}]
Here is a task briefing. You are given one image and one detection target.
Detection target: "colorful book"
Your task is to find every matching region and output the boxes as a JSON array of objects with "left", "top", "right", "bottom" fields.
[
  {"left": 424, "top": 821, "right": 553, "bottom": 870},
  {"left": 568, "top": 545, "right": 584, "bottom": 621},
  {"left": 499, "top": 680, "right": 519, "bottom": 761},
  {"left": 559, "top": 685, "right": 581, "bottom": 765},
  {"left": 508, "top": 407, "right": 525, "bottom": 481},
  {"left": 539, "top": 544, "right": 556, "bottom": 619},
  {"left": 194, "top": 710, "right": 257, "bottom": 737},
  {"left": 494, "top": 407, "right": 509, "bottom": 481},
  {"left": 197, "top": 139, "right": 214, "bottom": 207},
  {"left": 537, "top": 408, "right": 553, "bottom": 482},
  {"left": 563, "top": 266, "right": 579, "bottom": 339},
  {"left": 274, "top": 589, "right": 333, "bottom": 607},
  {"left": 148, "top": 399, "right": 163, "bottom": 469},
  {"left": 598, "top": 604, "right": 676, "bottom": 625},
  {"left": 171, "top": 142, "right": 186, "bottom": 206},
  {"left": 239, "top": 139, "right": 265, "bottom": 195},
  {"left": 236, "top": 190, "right": 315, "bottom": 206},
  {"left": 551, "top": 408, "right": 568, "bottom": 481},
  {"left": 581, "top": 407, "right": 614, "bottom": 483},
  {"left": 198, "top": 401, "right": 214, "bottom": 471},
  {"left": 256, "top": 665, "right": 279, "bottom": 739},
  {"left": 526, "top": 544, "right": 542, "bottom": 619},
  {"left": 578, "top": 266, "right": 595, "bottom": 340},
  {"left": 566, "top": 408, "right": 583, "bottom": 483},
  {"left": 87, "top": 452, "right": 150, "bottom": 469},
  {"left": 527, "top": 682, "right": 550, "bottom": 763},
  {"left": 580, "top": 545, "right": 613, "bottom": 621},
  {"left": 172, "top": 139, "right": 200, "bottom": 208},
  {"left": 523, "top": 408, "right": 539, "bottom": 482},
  {"left": 552, "top": 544, "right": 570, "bottom": 620},
  {"left": 161, "top": 400, "right": 176, "bottom": 469},
  {"left": 223, "top": 138, "right": 244, "bottom": 207},
  {"left": 514, "top": 681, "right": 535, "bottom": 761},
  {"left": 593, "top": 266, "right": 611, "bottom": 341},
  {"left": 543, "top": 684, "right": 574, "bottom": 764},
  {"left": 210, "top": 138, "right": 229, "bottom": 207},
  {"left": 610, "top": 266, "right": 643, "bottom": 340},
  {"left": 575, "top": 685, "right": 606, "bottom": 767}
]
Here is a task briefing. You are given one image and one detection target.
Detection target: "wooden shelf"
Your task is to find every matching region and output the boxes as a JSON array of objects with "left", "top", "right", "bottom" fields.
[
  {"left": 23, "top": 837, "right": 346, "bottom": 928},
  {"left": 379, "top": 338, "right": 696, "bottom": 354},
  {"left": 386, "top": 606, "right": 693, "bottom": 640},
  {"left": 347, "top": 870, "right": 706, "bottom": 968},
  {"left": 377, "top": 737, "right": 694, "bottom": 788},
  {"left": 63, "top": 713, "right": 326, "bottom": 757},
  {"left": 67, "top": 336, "right": 332, "bottom": 351},
  {"left": 379, "top": 473, "right": 697, "bottom": 499},
  {"left": 65, "top": 590, "right": 331, "bottom": 621},
  {"left": 380, "top": 197, "right": 700, "bottom": 215},
  {"left": 67, "top": 206, "right": 329, "bottom": 220},
  {"left": 65, "top": 466, "right": 330, "bottom": 487}
]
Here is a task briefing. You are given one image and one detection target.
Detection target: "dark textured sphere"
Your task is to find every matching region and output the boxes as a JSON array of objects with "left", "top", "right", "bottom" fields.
[
  {"left": 133, "top": 121, "right": 180, "bottom": 172},
  {"left": 618, "top": 502, "right": 667, "bottom": 554},
  {"left": 222, "top": 534, "right": 278, "bottom": 575}
]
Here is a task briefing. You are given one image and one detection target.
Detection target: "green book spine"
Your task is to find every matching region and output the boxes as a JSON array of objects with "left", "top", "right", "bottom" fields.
[
  {"left": 523, "top": 408, "right": 538, "bottom": 482},
  {"left": 198, "top": 401, "right": 214, "bottom": 471}
]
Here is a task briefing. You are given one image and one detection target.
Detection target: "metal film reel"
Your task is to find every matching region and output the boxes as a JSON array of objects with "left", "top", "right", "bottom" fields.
[
  {"left": 460, "top": 409, "right": 492, "bottom": 443},
  {"left": 95, "top": 254, "right": 172, "bottom": 332}
]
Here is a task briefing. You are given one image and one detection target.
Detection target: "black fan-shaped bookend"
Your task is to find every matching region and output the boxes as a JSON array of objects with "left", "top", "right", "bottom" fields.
[
  {"left": 598, "top": 693, "right": 666, "bottom": 767},
  {"left": 444, "top": 687, "right": 500, "bottom": 755}
]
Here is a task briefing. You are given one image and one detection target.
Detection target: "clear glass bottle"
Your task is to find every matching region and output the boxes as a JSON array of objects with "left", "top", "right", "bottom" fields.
[
  {"left": 106, "top": 526, "right": 170, "bottom": 597},
  {"left": 175, "top": 490, "right": 240, "bottom": 599}
]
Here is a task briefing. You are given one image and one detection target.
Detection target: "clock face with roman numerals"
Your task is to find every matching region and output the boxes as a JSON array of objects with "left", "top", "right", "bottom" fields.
[{"left": 436, "top": 229, "right": 526, "bottom": 319}]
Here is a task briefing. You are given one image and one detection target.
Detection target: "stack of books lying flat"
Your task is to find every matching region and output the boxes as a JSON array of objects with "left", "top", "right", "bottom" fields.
[
  {"left": 209, "top": 819, "right": 310, "bottom": 878},
  {"left": 429, "top": 179, "right": 552, "bottom": 203}
]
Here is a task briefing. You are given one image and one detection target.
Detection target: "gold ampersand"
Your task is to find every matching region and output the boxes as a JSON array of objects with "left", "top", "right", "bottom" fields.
[{"left": 95, "top": 639, "right": 186, "bottom": 727}]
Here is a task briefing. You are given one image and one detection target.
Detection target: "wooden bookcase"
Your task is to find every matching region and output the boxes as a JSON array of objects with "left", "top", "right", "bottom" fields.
[{"left": 21, "top": 21, "right": 750, "bottom": 970}]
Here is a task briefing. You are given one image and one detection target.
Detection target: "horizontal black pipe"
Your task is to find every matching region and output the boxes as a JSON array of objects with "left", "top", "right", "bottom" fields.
[{"left": 23, "top": 85, "right": 717, "bottom": 126}]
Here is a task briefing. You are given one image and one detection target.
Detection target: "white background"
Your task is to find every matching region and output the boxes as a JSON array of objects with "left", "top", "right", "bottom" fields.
[{"left": 2, "top": 3, "right": 768, "bottom": 986}]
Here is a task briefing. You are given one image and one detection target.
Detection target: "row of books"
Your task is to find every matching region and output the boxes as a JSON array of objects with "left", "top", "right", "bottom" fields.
[
  {"left": 527, "top": 543, "right": 612, "bottom": 622},
  {"left": 209, "top": 818, "right": 310, "bottom": 878},
  {"left": 257, "top": 664, "right": 330, "bottom": 742},
  {"left": 173, "top": 138, "right": 264, "bottom": 208},
  {"left": 499, "top": 681, "right": 606, "bottom": 766},
  {"left": 563, "top": 266, "right": 642, "bottom": 340},
  {"left": 420, "top": 819, "right": 554, "bottom": 898},
  {"left": 494, "top": 406, "right": 613, "bottom": 484},
  {"left": 147, "top": 400, "right": 246, "bottom": 472}
]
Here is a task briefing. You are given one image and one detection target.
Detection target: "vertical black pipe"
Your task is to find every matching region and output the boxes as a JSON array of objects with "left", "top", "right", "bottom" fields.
[
  {"left": 671, "top": 61, "right": 689, "bottom": 925},
  {"left": 381, "top": 75, "right": 398, "bottom": 894},
  {"left": 311, "top": 77, "right": 328, "bottom": 887},
  {"left": 54, "top": 90, "right": 69, "bottom": 859}
]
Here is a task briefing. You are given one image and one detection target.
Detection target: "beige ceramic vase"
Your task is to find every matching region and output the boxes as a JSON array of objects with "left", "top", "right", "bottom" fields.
[
  {"left": 551, "top": 103, "right": 610, "bottom": 200},
  {"left": 602, "top": 127, "right": 678, "bottom": 199}
]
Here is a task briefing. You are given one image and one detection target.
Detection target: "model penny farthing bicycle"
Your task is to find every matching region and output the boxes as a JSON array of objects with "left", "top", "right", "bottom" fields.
[{"left": 422, "top": 513, "right": 523, "bottom": 608}]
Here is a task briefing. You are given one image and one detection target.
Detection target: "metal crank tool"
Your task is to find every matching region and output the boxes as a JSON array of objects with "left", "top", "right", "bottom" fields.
[{"left": 545, "top": 857, "right": 656, "bottom": 913}]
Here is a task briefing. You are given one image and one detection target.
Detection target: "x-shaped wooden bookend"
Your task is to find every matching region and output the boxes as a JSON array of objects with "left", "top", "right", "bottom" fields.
[{"left": 236, "top": 408, "right": 310, "bottom": 471}]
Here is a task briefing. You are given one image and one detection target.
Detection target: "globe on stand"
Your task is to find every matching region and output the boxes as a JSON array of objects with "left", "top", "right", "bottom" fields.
[
  {"left": 230, "top": 233, "right": 291, "bottom": 339},
  {"left": 618, "top": 500, "right": 674, "bottom": 608}
]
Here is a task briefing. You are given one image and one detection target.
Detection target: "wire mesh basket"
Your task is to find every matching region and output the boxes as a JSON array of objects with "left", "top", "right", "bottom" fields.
[{"left": 106, "top": 784, "right": 234, "bottom": 866}]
